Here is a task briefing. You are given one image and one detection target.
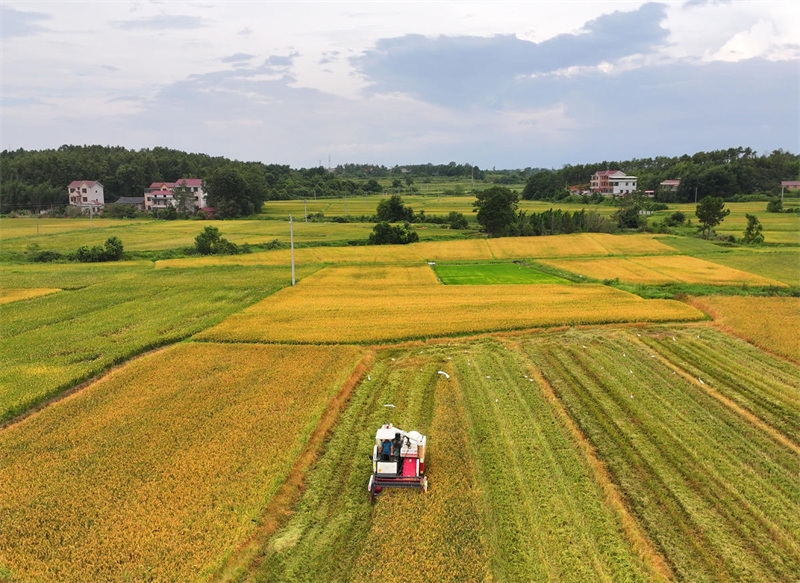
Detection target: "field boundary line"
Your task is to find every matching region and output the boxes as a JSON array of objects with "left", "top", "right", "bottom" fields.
[
  {"left": 629, "top": 333, "right": 800, "bottom": 456},
  {"left": 210, "top": 350, "right": 375, "bottom": 583},
  {"left": 505, "top": 340, "right": 674, "bottom": 583}
]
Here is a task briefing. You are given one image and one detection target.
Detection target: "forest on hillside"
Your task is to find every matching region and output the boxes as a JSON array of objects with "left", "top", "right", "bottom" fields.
[{"left": 1, "top": 145, "right": 797, "bottom": 213}]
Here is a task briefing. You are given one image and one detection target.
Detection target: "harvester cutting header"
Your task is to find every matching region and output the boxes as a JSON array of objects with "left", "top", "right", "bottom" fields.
[{"left": 368, "top": 423, "right": 428, "bottom": 502}]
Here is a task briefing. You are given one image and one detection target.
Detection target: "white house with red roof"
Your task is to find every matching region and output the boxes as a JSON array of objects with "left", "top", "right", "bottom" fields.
[
  {"left": 144, "top": 178, "right": 206, "bottom": 211},
  {"left": 68, "top": 180, "right": 105, "bottom": 207},
  {"left": 590, "top": 170, "right": 622, "bottom": 194},
  {"left": 590, "top": 170, "right": 637, "bottom": 195}
]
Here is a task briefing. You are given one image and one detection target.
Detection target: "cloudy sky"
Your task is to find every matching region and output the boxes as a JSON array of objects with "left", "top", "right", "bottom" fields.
[{"left": 1, "top": 1, "right": 798, "bottom": 169}]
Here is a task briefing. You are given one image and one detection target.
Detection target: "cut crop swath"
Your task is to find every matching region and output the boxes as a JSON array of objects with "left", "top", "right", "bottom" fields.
[
  {"left": 641, "top": 327, "right": 800, "bottom": 444},
  {"left": 520, "top": 329, "right": 800, "bottom": 581}
]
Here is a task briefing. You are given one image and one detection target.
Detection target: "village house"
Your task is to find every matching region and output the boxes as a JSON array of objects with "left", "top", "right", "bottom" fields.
[
  {"left": 144, "top": 178, "right": 206, "bottom": 211},
  {"left": 609, "top": 173, "right": 638, "bottom": 195},
  {"left": 68, "top": 180, "right": 105, "bottom": 208},
  {"left": 114, "top": 196, "right": 146, "bottom": 211},
  {"left": 660, "top": 179, "right": 681, "bottom": 192},
  {"left": 590, "top": 170, "right": 637, "bottom": 195}
]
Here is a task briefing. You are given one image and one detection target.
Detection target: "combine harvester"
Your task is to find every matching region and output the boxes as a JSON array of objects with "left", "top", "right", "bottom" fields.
[{"left": 368, "top": 423, "right": 428, "bottom": 502}]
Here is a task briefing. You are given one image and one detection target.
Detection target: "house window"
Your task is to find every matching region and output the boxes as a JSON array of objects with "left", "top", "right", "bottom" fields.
[
  {"left": 83, "top": 197, "right": 88, "bottom": 202},
  {"left": 82, "top": 188, "right": 87, "bottom": 193}
]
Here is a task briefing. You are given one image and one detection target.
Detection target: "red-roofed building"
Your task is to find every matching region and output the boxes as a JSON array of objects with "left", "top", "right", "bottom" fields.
[
  {"left": 590, "top": 170, "right": 623, "bottom": 194},
  {"left": 144, "top": 178, "right": 206, "bottom": 211},
  {"left": 68, "top": 180, "right": 105, "bottom": 207}
]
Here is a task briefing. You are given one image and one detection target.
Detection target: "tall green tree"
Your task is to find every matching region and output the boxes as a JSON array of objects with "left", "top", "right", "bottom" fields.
[
  {"left": 205, "top": 166, "right": 264, "bottom": 218},
  {"left": 742, "top": 214, "right": 764, "bottom": 244},
  {"left": 376, "top": 194, "right": 414, "bottom": 222},
  {"left": 695, "top": 196, "right": 730, "bottom": 238},
  {"left": 474, "top": 186, "right": 519, "bottom": 237}
]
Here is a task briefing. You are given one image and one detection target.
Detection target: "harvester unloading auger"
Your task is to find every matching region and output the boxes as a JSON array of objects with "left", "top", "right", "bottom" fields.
[{"left": 368, "top": 423, "right": 428, "bottom": 502}]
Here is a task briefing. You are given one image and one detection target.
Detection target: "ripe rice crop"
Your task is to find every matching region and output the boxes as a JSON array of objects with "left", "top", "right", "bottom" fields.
[
  {"left": 541, "top": 255, "right": 785, "bottom": 286},
  {"left": 157, "top": 233, "right": 676, "bottom": 269},
  {"left": 298, "top": 264, "right": 440, "bottom": 287},
  {"left": 0, "top": 342, "right": 365, "bottom": 583},
  {"left": 487, "top": 233, "right": 674, "bottom": 260},
  {"left": 253, "top": 340, "right": 652, "bottom": 582},
  {"left": 687, "top": 296, "right": 800, "bottom": 361},
  {"left": 519, "top": 328, "right": 800, "bottom": 581},
  {"left": 0, "top": 287, "right": 60, "bottom": 304},
  {"left": 0, "top": 265, "right": 312, "bottom": 423},
  {"left": 198, "top": 275, "right": 704, "bottom": 343}
]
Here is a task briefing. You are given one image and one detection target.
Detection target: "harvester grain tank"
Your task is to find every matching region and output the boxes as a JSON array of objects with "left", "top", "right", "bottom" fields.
[{"left": 368, "top": 423, "right": 428, "bottom": 501}]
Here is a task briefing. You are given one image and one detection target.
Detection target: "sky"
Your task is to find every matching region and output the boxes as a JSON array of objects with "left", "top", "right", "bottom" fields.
[{"left": 1, "top": 1, "right": 798, "bottom": 169}]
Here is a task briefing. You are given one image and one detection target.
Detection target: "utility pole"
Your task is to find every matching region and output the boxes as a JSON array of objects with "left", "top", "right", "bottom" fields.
[
  {"left": 290, "top": 215, "right": 296, "bottom": 286},
  {"left": 694, "top": 186, "right": 698, "bottom": 204},
  {"left": 304, "top": 199, "right": 308, "bottom": 222},
  {"left": 344, "top": 191, "right": 348, "bottom": 215}
]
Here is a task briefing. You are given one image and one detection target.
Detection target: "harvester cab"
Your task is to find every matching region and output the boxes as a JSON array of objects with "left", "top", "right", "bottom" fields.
[{"left": 368, "top": 423, "right": 428, "bottom": 502}]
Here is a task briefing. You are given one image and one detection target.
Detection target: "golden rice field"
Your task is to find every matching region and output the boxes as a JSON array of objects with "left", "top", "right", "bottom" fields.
[
  {"left": 197, "top": 266, "right": 704, "bottom": 344},
  {"left": 298, "top": 264, "right": 441, "bottom": 287},
  {"left": 541, "top": 255, "right": 786, "bottom": 286},
  {"left": 157, "top": 233, "right": 676, "bottom": 269},
  {"left": 688, "top": 295, "right": 800, "bottom": 361},
  {"left": 0, "top": 287, "right": 60, "bottom": 304},
  {"left": 0, "top": 342, "right": 365, "bottom": 583}
]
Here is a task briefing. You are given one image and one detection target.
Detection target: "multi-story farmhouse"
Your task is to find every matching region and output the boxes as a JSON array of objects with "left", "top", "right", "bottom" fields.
[
  {"left": 68, "top": 180, "right": 105, "bottom": 207},
  {"left": 144, "top": 178, "right": 206, "bottom": 211},
  {"left": 590, "top": 170, "right": 638, "bottom": 195}
]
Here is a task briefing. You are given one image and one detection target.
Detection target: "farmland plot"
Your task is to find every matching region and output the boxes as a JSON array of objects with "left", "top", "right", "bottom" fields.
[
  {"left": 0, "top": 342, "right": 365, "bottom": 583},
  {"left": 198, "top": 266, "right": 703, "bottom": 344},
  {"left": 687, "top": 296, "right": 800, "bottom": 362},
  {"left": 250, "top": 340, "right": 653, "bottom": 582},
  {"left": 0, "top": 265, "right": 314, "bottom": 423},
  {"left": 541, "top": 255, "right": 785, "bottom": 286},
  {"left": 518, "top": 328, "right": 800, "bottom": 581}
]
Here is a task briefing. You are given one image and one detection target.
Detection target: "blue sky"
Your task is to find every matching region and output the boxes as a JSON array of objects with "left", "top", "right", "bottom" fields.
[{"left": 1, "top": 1, "right": 798, "bottom": 169}]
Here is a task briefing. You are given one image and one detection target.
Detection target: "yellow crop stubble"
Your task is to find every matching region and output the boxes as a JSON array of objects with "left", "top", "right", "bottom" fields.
[{"left": 0, "top": 342, "right": 365, "bottom": 583}]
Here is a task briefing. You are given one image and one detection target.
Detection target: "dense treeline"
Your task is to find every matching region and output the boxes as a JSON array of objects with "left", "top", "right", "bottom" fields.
[
  {"left": 0, "top": 146, "right": 386, "bottom": 213},
  {"left": 2, "top": 145, "right": 797, "bottom": 213},
  {"left": 336, "top": 162, "right": 485, "bottom": 179},
  {"left": 523, "top": 147, "right": 799, "bottom": 203}
]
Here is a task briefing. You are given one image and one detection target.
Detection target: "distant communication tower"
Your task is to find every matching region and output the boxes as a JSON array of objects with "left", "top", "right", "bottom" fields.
[{"left": 328, "top": 154, "right": 332, "bottom": 173}]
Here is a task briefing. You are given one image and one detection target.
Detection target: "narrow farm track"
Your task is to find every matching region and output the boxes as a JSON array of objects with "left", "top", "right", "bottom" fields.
[{"left": 520, "top": 329, "right": 800, "bottom": 581}]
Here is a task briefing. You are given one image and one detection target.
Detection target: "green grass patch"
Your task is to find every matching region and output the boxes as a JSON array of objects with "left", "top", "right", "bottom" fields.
[{"left": 434, "top": 262, "right": 570, "bottom": 285}]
